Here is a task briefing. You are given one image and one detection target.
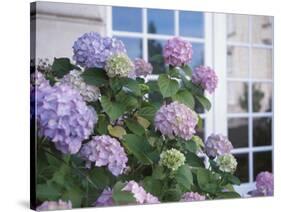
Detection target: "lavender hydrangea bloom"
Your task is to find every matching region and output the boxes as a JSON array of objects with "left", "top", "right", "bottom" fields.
[
  {"left": 73, "top": 32, "right": 126, "bottom": 68},
  {"left": 36, "top": 80, "right": 97, "bottom": 154},
  {"left": 192, "top": 66, "right": 218, "bottom": 94},
  {"left": 154, "top": 101, "right": 198, "bottom": 140},
  {"left": 255, "top": 171, "right": 274, "bottom": 196},
  {"left": 163, "top": 37, "right": 193, "bottom": 67},
  {"left": 181, "top": 192, "right": 206, "bottom": 202},
  {"left": 205, "top": 133, "right": 233, "bottom": 157},
  {"left": 60, "top": 70, "right": 100, "bottom": 102},
  {"left": 122, "top": 181, "right": 160, "bottom": 204},
  {"left": 95, "top": 188, "right": 114, "bottom": 207},
  {"left": 79, "top": 135, "right": 128, "bottom": 176},
  {"left": 36, "top": 200, "right": 72, "bottom": 211},
  {"left": 133, "top": 58, "right": 153, "bottom": 77}
]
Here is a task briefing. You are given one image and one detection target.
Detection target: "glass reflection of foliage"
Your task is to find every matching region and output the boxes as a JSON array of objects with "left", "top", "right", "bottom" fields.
[
  {"left": 238, "top": 83, "right": 249, "bottom": 111},
  {"left": 253, "top": 117, "right": 272, "bottom": 146}
]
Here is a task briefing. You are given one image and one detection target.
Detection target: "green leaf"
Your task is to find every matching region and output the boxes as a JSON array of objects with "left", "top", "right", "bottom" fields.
[
  {"left": 172, "top": 89, "right": 195, "bottom": 109},
  {"left": 158, "top": 74, "right": 180, "bottom": 98},
  {"left": 81, "top": 68, "right": 108, "bottom": 86},
  {"left": 192, "top": 135, "right": 205, "bottom": 148},
  {"left": 195, "top": 95, "right": 211, "bottom": 111},
  {"left": 89, "top": 167, "right": 115, "bottom": 190},
  {"left": 52, "top": 57, "right": 79, "bottom": 78},
  {"left": 115, "top": 90, "right": 139, "bottom": 111},
  {"left": 37, "top": 183, "right": 61, "bottom": 201},
  {"left": 184, "top": 141, "right": 198, "bottom": 153},
  {"left": 197, "top": 115, "right": 203, "bottom": 129},
  {"left": 197, "top": 168, "right": 219, "bottom": 193},
  {"left": 181, "top": 65, "right": 193, "bottom": 77},
  {"left": 227, "top": 175, "right": 241, "bottom": 185},
  {"left": 137, "top": 106, "right": 157, "bottom": 121},
  {"left": 108, "top": 125, "right": 127, "bottom": 139},
  {"left": 112, "top": 182, "right": 136, "bottom": 205},
  {"left": 146, "top": 81, "right": 160, "bottom": 92},
  {"left": 96, "top": 114, "right": 109, "bottom": 134},
  {"left": 150, "top": 54, "right": 164, "bottom": 64},
  {"left": 152, "top": 165, "right": 166, "bottom": 180},
  {"left": 122, "top": 78, "right": 141, "bottom": 96},
  {"left": 185, "top": 152, "right": 205, "bottom": 167},
  {"left": 61, "top": 186, "right": 82, "bottom": 208},
  {"left": 143, "top": 177, "right": 163, "bottom": 197},
  {"left": 100, "top": 96, "right": 126, "bottom": 120},
  {"left": 216, "top": 191, "right": 241, "bottom": 199},
  {"left": 125, "top": 118, "right": 145, "bottom": 136},
  {"left": 175, "top": 164, "right": 193, "bottom": 190},
  {"left": 123, "top": 134, "right": 154, "bottom": 165},
  {"left": 136, "top": 115, "right": 150, "bottom": 129}
]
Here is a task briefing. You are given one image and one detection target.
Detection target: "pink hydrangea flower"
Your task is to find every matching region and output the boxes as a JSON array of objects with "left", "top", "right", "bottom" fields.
[
  {"left": 205, "top": 133, "right": 233, "bottom": 157},
  {"left": 181, "top": 192, "right": 206, "bottom": 202},
  {"left": 36, "top": 200, "right": 72, "bottom": 211},
  {"left": 255, "top": 171, "right": 273, "bottom": 196},
  {"left": 154, "top": 101, "right": 198, "bottom": 140},
  {"left": 94, "top": 188, "right": 114, "bottom": 207},
  {"left": 133, "top": 58, "right": 153, "bottom": 77},
  {"left": 192, "top": 65, "right": 218, "bottom": 94},
  {"left": 163, "top": 37, "right": 193, "bottom": 67}
]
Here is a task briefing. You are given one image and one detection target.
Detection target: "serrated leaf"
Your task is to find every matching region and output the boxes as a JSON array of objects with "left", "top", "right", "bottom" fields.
[
  {"left": 195, "top": 95, "right": 211, "bottom": 111},
  {"left": 158, "top": 74, "right": 180, "bottom": 98},
  {"left": 108, "top": 125, "right": 126, "bottom": 139},
  {"left": 100, "top": 96, "right": 126, "bottom": 120},
  {"left": 96, "top": 114, "right": 109, "bottom": 134},
  {"left": 81, "top": 68, "right": 108, "bottom": 86},
  {"left": 112, "top": 182, "right": 136, "bottom": 205},
  {"left": 143, "top": 177, "right": 163, "bottom": 197},
  {"left": 52, "top": 57, "right": 79, "bottom": 78},
  {"left": 181, "top": 65, "right": 193, "bottom": 77},
  {"left": 192, "top": 135, "right": 205, "bottom": 148},
  {"left": 136, "top": 115, "right": 150, "bottom": 129},
  {"left": 175, "top": 164, "right": 193, "bottom": 190},
  {"left": 122, "top": 78, "right": 141, "bottom": 96},
  {"left": 137, "top": 106, "right": 157, "bottom": 121},
  {"left": 172, "top": 90, "right": 195, "bottom": 109},
  {"left": 37, "top": 183, "right": 61, "bottom": 201},
  {"left": 125, "top": 119, "right": 145, "bottom": 136},
  {"left": 216, "top": 191, "right": 241, "bottom": 199}
]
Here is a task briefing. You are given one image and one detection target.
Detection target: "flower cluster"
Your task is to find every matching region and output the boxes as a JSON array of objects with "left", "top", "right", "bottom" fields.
[
  {"left": 79, "top": 135, "right": 128, "bottom": 176},
  {"left": 181, "top": 192, "right": 206, "bottom": 202},
  {"left": 204, "top": 133, "right": 233, "bottom": 157},
  {"left": 216, "top": 154, "right": 237, "bottom": 173},
  {"left": 105, "top": 53, "right": 134, "bottom": 78},
  {"left": 36, "top": 200, "right": 72, "bottom": 211},
  {"left": 60, "top": 70, "right": 100, "bottom": 102},
  {"left": 36, "top": 80, "right": 97, "bottom": 154},
  {"left": 155, "top": 101, "right": 198, "bottom": 140},
  {"left": 133, "top": 58, "right": 153, "bottom": 77},
  {"left": 254, "top": 171, "right": 273, "bottom": 196},
  {"left": 37, "top": 58, "right": 52, "bottom": 73},
  {"left": 122, "top": 181, "right": 160, "bottom": 204},
  {"left": 163, "top": 37, "right": 193, "bottom": 67},
  {"left": 94, "top": 188, "right": 114, "bottom": 207},
  {"left": 159, "top": 148, "right": 185, "bottom": 171},
  {"left": 73, "top": 32, "right": 126, "bottom": 68},
  {"left": 192, "top": 66, "right": 218, "bottom": 94}
]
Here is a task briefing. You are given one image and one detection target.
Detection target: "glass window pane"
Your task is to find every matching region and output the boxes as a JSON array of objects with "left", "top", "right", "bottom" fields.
[
  {"left": 190, "top": 43, "right": 204, "bottom": 69},
  {"left": 179, "top": 11, "right": 204, "bottom": 38},
  {"left": 227, "top": 46, "right": 249, "bottom": 78},
  {"left": 251, "top": 48, "right": 272, "bottom": 79},
  {"left": 254, "top": 151, "right": 272, "bottom": 178},
  {"left": 112, "top": 7, "right": 142, "bottom": 32},
  {"left": 227, "top": 82, "right": 248, "bottom": 113},
  {"left": 252, "top": 83, "right": 272, "bottom": 113},
  {"left": 234, "top": 153, "right": 249, "bottom": 183},
  {"left": 228, "top": 118, "right": 249, "bottom": 148},
  {"left": 116, "top": 37, "right": 142, "bottom": 59},
  {"left": 195, "top": 119, "right": 205, "bottom": 140},
  {"left": 227, "top": 14, "right": 249, "bottom": 43},
  {"left": 148, "top": 39, "right": 166, "bottom": 74},
  {"left": 252, "top": 16, "right": 273, "bottom": 45},
  {"left": 147, "top": 9, "right": 174, "bottom": 35},
  {"left": 253, "top": 117, "right": 272, "bottom": 146}
]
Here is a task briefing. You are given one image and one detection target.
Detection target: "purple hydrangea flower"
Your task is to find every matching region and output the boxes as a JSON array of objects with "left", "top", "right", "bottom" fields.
[
  {"left": 73, "top": 32, "right": 126, "bottom": 68},
  {"left": 255, "top": 171, "right": 273, "bottom": 196},
  {"left": 163, "top": 37, "right": 193, "bottom": 67},
  {"left": 79, "top": 135, "right": 128, "bottom": 176},
  {"left": 154, "top": 101, "right": 198, "bottom": 140},
  {"left": 133, "top": 58, "right": 153, "bottom": 77},
  {"left": 36, "top": 200, "right": 72, "bottom": 211},
  {"left": 36, "top": 78, "right": 97, "bottom": 154},
  {"left": 192, "top": 65, "right": 218, "bottom": 94},
  {"left": 122, "top": 181, "right": 160, "bottom": 204},
  {"left": 181, "top": 192, "right": 206, "bottom": 202},
  {"left": 95, "top": 188, "right": 114, "bottom": 207},
  {"left": 205, "top": 133, "right": 233, "bottom": 157}
]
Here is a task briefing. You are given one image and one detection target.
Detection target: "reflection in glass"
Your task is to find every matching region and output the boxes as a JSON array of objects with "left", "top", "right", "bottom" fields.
[
  {"left": 254, "top": 151, "right": 272, "bottom": 178},
  {"left": 252, "top": 83, "right": 272, "bottom": 113},
  {"left": 227, "top": 46, "right": 249, "bottom": 78},
  {"left": 227, "top": 82, "right": 248, "bottom": 113},
  {"left": 148, "top": 39, "right": 166, "bottom": 74},
  {"left": 147, "top": 9, "right": 174, "bottom": 35},
  {"left": 195, "top": 119, "right": 205, "bottom": 140},
  {"left": 112, "top": 7, "right": 142, "bottom": 32},
  {"left": 227, "top": 14, "right": 249, "bottom": 43},
  {"left": 116, "top": 37, "right": 142, "bottom": 59},
  {"left": 228, "top": 118, "right": 249, "bottom": 148},
  {"left": 253, "top": 117, "right": 272, "bottom": 146},
  {"left": 252, "top": 16, "right": 273, "bottom": 45},
  {"left": 179, "top": 11, "right": 204, "bottom": 38},
  {"left": 194, "top": 98, "right": 204, "bottom": 114},
  {"left": 251, "top": 48, "right": 272, "bottom": 79},
  {"left": 234, "top": 153, "right": 249, "bottom": 183},
  {"left": 190, "top": 43, "right": 204, "bottom": 69}
]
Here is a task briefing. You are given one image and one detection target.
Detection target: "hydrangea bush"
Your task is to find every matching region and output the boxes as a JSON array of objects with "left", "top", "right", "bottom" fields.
[{"left": 32, "top": 32, "right": 273, "bottom": 210}]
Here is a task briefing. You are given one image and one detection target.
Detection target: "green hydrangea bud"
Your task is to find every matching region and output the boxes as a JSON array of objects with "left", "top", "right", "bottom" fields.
[
  {"left": 216, "top": 154, "right": 237, "bottom": 173},
  {"left": 159, "top": 148, "right": 185, "bottom": 171},
  {"left": 105, "top": 53, "right": 134, "bottom": 78}
]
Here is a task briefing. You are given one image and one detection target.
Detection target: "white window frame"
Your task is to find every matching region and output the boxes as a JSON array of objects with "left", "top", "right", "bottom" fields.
[{"left": 106, "top": 7, "right": 274, "bottom": 196}]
